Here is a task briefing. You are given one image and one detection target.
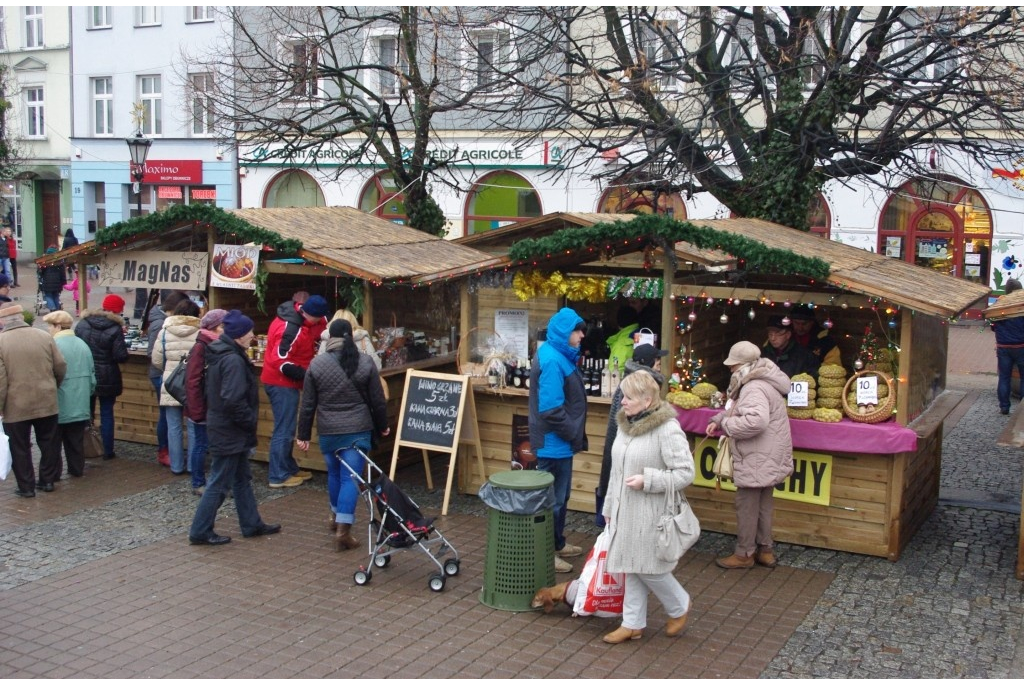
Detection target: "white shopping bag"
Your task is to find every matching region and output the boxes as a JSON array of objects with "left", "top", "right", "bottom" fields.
[{"left": 0, "top": 420, "right": 11, "bottom": 480}]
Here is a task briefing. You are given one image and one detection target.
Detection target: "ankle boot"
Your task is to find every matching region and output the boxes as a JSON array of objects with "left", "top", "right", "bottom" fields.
[
  {"left": 157, "top": 447, "right": 170, "bottom": 467},
  {"left": 327, "top": 516, "right": 338, "bottom": 533},
  {"left": 334, "top": 523, "right": 359, "bottom": 551},
  {"left": 715, "top": 553, "right": 754, "bottom": 569}
]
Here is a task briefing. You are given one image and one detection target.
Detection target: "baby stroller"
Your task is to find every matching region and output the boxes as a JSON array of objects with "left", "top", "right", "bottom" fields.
[{"left": 338, "top": 447, "right": 461, "bottom": 592}]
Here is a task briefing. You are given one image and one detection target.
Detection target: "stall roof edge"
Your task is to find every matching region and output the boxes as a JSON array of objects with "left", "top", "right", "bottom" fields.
[{"left": 983, "top": 289, "right": 1024, "bottom": 320}]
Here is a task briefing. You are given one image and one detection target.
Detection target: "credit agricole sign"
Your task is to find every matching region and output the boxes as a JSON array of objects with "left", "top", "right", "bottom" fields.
[{"left": 241, "top": 141, "right": 564, "bottom": 168}]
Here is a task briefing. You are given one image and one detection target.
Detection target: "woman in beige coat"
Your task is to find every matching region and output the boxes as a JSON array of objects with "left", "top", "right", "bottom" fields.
[
  {"left": 151, "top": 299, "right": 202, "bottom": 475},
  {"left": 707, "top": 341, "right": 794, "bottom": 570},
  {"left": 601, "top": 371, "right": 694, "bottom": 644}
]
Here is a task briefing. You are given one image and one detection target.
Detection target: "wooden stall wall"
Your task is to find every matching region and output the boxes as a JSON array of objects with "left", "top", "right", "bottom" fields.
[
  {"left": 372, "top": 283, "right": 461, "bottom": 346},
  {"left": 471, "top": 286, "right": 559, "bottom": 359}
]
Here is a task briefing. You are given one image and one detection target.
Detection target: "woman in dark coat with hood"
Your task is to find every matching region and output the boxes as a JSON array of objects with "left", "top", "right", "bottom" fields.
[{"left": 74, "top": 294, "right": 128, "bottom": 459}]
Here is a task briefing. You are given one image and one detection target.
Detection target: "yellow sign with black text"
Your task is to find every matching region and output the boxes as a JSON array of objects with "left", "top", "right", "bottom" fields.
[{"left": 691, "top": 438, "right": 832, "bottom": 506}]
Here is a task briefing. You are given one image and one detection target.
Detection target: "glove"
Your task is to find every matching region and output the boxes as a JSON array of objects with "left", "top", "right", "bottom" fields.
[{"left": 281, "top": 362, "right": 306, "bottom": 382}]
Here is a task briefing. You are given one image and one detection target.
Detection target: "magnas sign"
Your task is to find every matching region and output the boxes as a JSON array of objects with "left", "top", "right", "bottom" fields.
[{"left": 97, "top": 251, "right": 209, "bottom": 290}]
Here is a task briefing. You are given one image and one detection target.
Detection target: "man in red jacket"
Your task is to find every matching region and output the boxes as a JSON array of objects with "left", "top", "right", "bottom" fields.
[{"left": 260, "top": 294, "right": 329, "bottom": 487}]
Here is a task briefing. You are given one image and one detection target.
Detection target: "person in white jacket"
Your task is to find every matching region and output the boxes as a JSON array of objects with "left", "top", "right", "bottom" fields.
[
  {"left": 151, "top": 299, "right": 202, "bottom": 475},
  {"left": 601, "top": 371, "right": 694, "bottom": 644}
]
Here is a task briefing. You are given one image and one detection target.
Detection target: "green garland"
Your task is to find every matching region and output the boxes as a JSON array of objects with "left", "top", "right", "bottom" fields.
[
  {"left": 508, "top": 214, "right": 831, "bottom": 281},
  {"left": 97, "top": 204, "right": 303, "bottom": 255}
]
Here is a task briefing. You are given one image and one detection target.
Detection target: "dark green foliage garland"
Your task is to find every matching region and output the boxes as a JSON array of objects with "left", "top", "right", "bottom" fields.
[
  {"left": 508, "top": 214, "right": 831, "bottom": 281},
  {"left": 96, "top": 204, "right": 303, "bottom": 255}
]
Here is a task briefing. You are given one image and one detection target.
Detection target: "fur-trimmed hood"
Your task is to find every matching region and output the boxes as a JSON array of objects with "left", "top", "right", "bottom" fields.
[
  {"left": 78, "top": 308, "right": 125, "bottom": 328},
  {"left": 616, "top": 400, "right": 677, "bottom": 438}
]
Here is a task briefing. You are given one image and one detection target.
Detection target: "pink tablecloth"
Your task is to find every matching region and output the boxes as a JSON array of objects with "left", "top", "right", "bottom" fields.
[{"left": 674, "top": 406, "right": 918, "bottom": 455}]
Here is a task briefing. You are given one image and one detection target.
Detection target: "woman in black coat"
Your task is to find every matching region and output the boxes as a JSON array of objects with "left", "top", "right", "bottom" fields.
[
  {"left": 38, "top": 246, "right": 67, "bottom": 312},
  {"left": 74, "top": 294, "right": 128, "bottom": 459}
]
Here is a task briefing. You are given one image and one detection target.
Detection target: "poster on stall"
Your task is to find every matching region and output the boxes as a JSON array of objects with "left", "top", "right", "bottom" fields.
[
  {"left": 511, "top": 414, "right": 536, "bottom": 470},
  {"left": 494, "top": 309, "right": 530, "bottom": 359},
  {"left": 98, "top": 250, "right": 208, "bottom": 290},
  {"left": 210, "top": 244, "right": 261, "bottom": 290}
]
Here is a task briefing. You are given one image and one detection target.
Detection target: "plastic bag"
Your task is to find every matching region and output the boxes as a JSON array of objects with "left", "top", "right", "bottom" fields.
[
  {"left": 477, "top": 480, "right": 555, "bottom": 515},
  {"left": 0, "top": 421, "right": 11, "bottom": 480},
  {"left": 572, "top": 529, "right": 624, "bottom": 617}
]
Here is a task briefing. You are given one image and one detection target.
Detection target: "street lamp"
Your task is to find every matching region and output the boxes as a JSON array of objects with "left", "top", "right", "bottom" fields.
[{"left": 126, "top": 133, "right": 152, "bottom": 217}]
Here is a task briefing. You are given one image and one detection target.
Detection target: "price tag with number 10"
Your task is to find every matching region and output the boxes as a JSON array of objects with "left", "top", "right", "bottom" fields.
[{"left": 856, "top": 375, "right": 879, "bottom": 405}]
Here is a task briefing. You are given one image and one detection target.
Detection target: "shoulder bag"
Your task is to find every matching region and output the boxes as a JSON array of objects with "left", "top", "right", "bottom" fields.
[
  {"left": 655, "top": 477, "right": 701, "bottom": 563},
  {"left": 712, "top": 435, "right": 733, "bottom": 489},
  {"left": 164, "top": 351, "right": 190, "bottom": 406}
]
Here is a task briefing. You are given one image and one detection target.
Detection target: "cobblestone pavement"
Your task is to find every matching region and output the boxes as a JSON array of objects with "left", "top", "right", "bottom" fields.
[{"left": 1, "top": 337, "right": 1023, "bottom": 676}]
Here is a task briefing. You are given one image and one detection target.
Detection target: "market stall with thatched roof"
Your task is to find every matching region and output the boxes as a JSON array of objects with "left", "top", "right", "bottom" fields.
[
  {"left": 455, "top": 211, "right": 989, "bottom": 559},
  {"left": 36, "top": 204, "right": 499, "bottom": 469}
]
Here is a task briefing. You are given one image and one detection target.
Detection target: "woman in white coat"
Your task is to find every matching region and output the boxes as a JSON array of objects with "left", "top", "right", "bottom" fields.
[
  {"left": 601, "top": 371, "right": 694, "bottom": 644},
  {"left": 151, "top": 299, "right": 202, "bottom": 475}
]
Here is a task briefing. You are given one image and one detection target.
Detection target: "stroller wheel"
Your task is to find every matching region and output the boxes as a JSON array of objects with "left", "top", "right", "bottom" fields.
[
  {"left": 373, "top": 554, "right": 390, "bottom": 568},
  {"left": 443, "top": 558, "right": 460, "bottom": 577},
  {"left": 428, "top": 573, "right": 446, "bottom": 592},
  {"left": 354, "top": 569, "right": 372, "bottom": 586}
]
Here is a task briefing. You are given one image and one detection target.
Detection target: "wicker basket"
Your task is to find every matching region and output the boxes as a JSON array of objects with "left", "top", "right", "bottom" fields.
[{"left": 841, "top": 370, "right": 896, "bottom": 424}]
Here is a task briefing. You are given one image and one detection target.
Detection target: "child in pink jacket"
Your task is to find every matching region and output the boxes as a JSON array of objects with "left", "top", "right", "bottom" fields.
[{"left": 63, "top": 275, "right": 92, "bottom": 316}]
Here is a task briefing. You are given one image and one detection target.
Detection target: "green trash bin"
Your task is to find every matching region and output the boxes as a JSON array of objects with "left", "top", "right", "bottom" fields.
[{"left": 479, "top": 470, "right": 555, "bottom": 611}]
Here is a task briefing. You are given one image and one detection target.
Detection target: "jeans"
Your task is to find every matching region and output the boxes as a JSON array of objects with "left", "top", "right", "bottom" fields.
[
  {"left": 264, "top": 384, "right": 300, "bottom": 484},
  {"left": 536, "top": 456, "right": 574, "bottom": 551},
  {"left": 0, "top": 257, "right": 10, "bottom": 282},
  {"left": 320, "top": 432, "right": 371, "bottom": 525},
  {"left": 43, "top": 290, "right": 61, "bottom": 312},
  {"left": 150, "top": 376, "right": 168, "bottom": 450},
  {"left": 997, "top": 346, "right": 1024, "bottom": 412},
  {"left": 91, "top": 395, "right": 116, "bottom": 456},
  {"left": 187, "top": 419, "right": 209, "bottom": 489},
  {"left": 166, "top": 405, "right": 186, "bottom": 473},
  {"left": 189, "top": 450, "right": 265, "bottom": 539}
]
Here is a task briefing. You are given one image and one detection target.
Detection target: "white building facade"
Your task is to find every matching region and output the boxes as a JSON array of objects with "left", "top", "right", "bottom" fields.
[
  {"left": 69, "top": 6, "right": 236, "bottom": 244},
  {"left": 0, "top": 5, "right": 73, "bottom": 259}
]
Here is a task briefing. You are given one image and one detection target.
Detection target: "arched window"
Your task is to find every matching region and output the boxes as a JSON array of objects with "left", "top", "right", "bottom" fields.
[
  {"left": 878, "top": 177, "right": 992, "bottom": 285},
  {"left": 808, "top": 193, "right": 831, "bottom": 238},
  {"left": 464, "top": 171, "right": 541, "bottom": 235},
  {"left": 263, "top": 170, "right": 325, "bottom": 208},
  {"left": 597, "top": 175, "right": 688, "bottom": 219},
  {"left": 359, "top": 172, "right": 408, "bottom": 223}
]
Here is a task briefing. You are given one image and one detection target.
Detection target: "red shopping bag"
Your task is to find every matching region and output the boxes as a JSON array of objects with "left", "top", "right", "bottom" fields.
[{"left": 571, "top": 530, "right": 624, "bottom": 617}]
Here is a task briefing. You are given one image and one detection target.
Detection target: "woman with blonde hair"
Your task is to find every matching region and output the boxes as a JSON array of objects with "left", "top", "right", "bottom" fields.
[
  {"left": 43, "top": 309, "right": 96, "bottom": 480},
  {"left": 318, "top": 309, "right": 380, "bottom": 368},
  {"left": 601, "top": 370, "right": 694, "bottom": 644}
]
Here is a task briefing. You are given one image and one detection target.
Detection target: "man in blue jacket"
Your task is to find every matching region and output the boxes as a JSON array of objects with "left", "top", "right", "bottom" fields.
[
  {"left": 529, "top": 307, "right": 588, "bottom": 573},
  {"left": 994, "top": 278, "right": 1024, "bottom": 415}
]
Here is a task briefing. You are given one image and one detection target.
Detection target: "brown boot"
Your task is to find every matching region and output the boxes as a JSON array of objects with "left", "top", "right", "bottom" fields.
[
  {"left": 602, "top": 626, "right": 643, "bottom": 644},
  {"left": 715, "top": 553, "right": 754, "bottom": 569},
  {"left": 754, "top": 549, "right": 777, "bottom": 568},
  {"left": 334, "top": 523, "right": 359, "bottom": 551},
  {"left": 327, "top": 516, "right": 338, "bottom": 533},
  {"left": 665, "top": 611, "right": 689, "bottom": 637}
]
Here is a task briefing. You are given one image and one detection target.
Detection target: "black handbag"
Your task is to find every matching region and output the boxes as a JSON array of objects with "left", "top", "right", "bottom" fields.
[{"left": 164, "top": 352, "right": 189, "bottom": 406}]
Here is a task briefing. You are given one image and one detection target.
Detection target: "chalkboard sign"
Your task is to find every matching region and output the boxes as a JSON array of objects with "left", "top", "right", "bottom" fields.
[
  {"left": 390, "top": 370, "right": 485, "bottom": 516},
  {"left": 397, "top": 371, "right": 468, "bottom": 450}
]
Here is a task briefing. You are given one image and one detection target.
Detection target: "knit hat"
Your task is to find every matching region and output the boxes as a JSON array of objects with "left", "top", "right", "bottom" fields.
[
  {"left": 200, "top": 308, "right": 228, "bottom": 331},
  {"left": 328, "top": 319, "right": 352, "bottom": 339},
  {"left": 724, "top": 341, "right": 761, "bottom": 366},
  {"left": 789, "top": 304, "right": 816, "bottom": 321},
  {"left": 222, "top": 309, "right": 254, "bottom": 339},
  {"left": 301, "top": 295, "right": 329, "bottom": 319},
  {"left": 632, "top": 343, "right": 668, "bottom": 367},
  {"left": 102, "top": 294, "right": 125, "bottom": 314}
]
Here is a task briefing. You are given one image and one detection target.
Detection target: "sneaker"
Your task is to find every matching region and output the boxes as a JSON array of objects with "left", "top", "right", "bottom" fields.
[
  {"left": 268, "top": 475, "right": 304, "bottom": 489},
  {"left": 192, "top": 487, "right": 205, "bottom": 497},
  {"left": 558, "top": 543, "right": 583, "bottom": 558},
  {"left": 295, "top": 470, "right": 313, "bottom": 481},
  {"left": 554, "top": 556, "right": 573, "bottom": 574}
]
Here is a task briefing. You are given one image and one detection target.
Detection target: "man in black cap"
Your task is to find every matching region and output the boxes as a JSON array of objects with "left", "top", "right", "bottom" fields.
[
  {"left": 789, "top": 304, "right": 841, "bottom": 367},
  {"left": 596, "top": 343, "right": 667, "bottom": 527},
  {"left": 761, "top": 315, "right": 819, "bottom": 379}
]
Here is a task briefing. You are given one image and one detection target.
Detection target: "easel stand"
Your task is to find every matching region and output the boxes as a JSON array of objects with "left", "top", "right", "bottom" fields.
[{"left": 389, "top": 371, "right": 485, "bottom": 516}]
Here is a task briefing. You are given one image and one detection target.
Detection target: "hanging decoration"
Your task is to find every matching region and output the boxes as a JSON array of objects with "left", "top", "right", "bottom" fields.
[
  {"left": 511, "top": 270, "right": 610, "bottom": 303},
  {"left": 605, "top": 275, "right": 664, "bottom": 299}
]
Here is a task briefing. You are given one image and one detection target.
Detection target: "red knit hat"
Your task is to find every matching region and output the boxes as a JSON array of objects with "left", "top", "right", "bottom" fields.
[{"left": 102, "top": 294, "right": 125, "bottom": 314}]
